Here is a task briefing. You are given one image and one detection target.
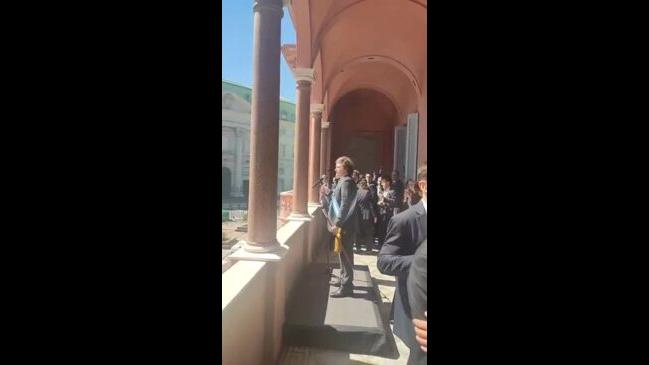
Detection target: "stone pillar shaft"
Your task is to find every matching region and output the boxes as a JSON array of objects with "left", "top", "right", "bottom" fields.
[
  {"left": 308, "top": 105, "right": 323, "bottom": 205},
  {"left": 325, "top": 122, "right": 333, "bottom": 175},
  {"left": 245, "top": 0, "right": 283, "bottom": 252},
  {"left": 289, "top": 79, "right": 311, "bottom": 217},
  {"left": 320, "top": 126, "right": 327, "bottom": 176}
]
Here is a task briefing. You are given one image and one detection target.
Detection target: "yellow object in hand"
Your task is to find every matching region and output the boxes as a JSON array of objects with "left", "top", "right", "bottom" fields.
[{"left": 333, "top": 228, "right": 342, "bottom": 254}]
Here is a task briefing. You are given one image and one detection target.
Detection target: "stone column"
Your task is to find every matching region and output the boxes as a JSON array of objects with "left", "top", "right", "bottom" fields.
[
  {"left": 325, "top": 121, "right": 333, "bottom": 176},
  {"left": 308, "top": 104, "right": 323, "bottom": 206},
  {"left": 243, "top": 0, "right": 283, "bottom": 253},
  {"left": 288, "top": 68, "right": 314, "bottom": 220},
  {"left": 320, "top": 122, "right": 329, "bottom": 176}
]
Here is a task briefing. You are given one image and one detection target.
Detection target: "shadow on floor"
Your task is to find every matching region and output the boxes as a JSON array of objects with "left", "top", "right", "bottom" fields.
[
  {"left": 372, "top": 277, "right": 396, "bottom": 288},
  {"left": 378, "top": 301, "right": 393, "bottom": 322},
  {"left": 354, "top": 248, "right": 379, "bottom": 256},
  {"left": 284, "top": 262, "right": 400, "bottom": 359},
  {"left": 347, "top": 360, "right": 378, "bottom": 365}
]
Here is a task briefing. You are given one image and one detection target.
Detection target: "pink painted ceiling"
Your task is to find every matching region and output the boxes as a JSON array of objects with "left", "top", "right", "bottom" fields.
[{"left": 287, "top": 0, "right": 426, "bottom": 120}]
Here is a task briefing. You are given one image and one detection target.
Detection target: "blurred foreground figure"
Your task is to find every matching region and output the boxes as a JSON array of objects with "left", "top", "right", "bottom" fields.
[{"left": 377, "top": 164, "right": 427, "bottom": 364}]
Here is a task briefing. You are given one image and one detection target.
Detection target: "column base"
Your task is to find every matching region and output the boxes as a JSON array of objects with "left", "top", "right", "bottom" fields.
[
  {"left": 287, "top": 212, "right": 312, "bottom": 222},
  {"left": 229, "top": 239, "right": 288, "bottom": 262},
  {"left": 243, "top": 238, "right": 281, "bottom": 252},
  {"left": 308, "top": 202, "right": 322, "bottom": 208}
]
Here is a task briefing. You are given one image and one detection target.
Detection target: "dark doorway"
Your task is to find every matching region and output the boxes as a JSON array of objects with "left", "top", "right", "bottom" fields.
[
  {"left": 346, "top": 134, "right": 380, "bottom": 174},
  {"left": 330, "top": 89, "right": 398, "bottom": 173},
  {"left": 242, "top": 180, "right": 249, "bottom": 200},
  {"left": 222, "top": 167, "right": 231, "bottom": 198}
]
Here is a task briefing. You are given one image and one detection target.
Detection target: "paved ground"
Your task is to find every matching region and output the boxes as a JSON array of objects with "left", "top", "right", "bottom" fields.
[
  {"left": 280, "top": 245, "right": 410, "bottom": 365},
  {"left": 221, "top": 220, "right": 247, "bottom": 259}
]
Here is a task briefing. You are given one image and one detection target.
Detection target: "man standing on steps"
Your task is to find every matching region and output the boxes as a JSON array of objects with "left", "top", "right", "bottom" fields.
[
  {"left": 327, "top": 156, "right": 360, "bottom": 298},
  {"left": 377, "top": 163, "right": 427, "bottom": 364}
]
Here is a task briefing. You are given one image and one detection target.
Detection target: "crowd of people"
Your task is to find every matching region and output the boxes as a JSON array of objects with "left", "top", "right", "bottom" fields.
[
  {"left": 321, "top": 156, "right": 427, "bottom": 365},
  {"left": 319, "top": 166, "right": 422, "bottom": 252}
]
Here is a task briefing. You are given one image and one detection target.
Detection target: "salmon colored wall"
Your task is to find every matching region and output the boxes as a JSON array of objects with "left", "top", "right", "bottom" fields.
[
  {"left": 330, "top": 89, "right": 398, "bottom": 174},
  {"left": 418, "top": 79, "right": 427, "bottom": 166}
]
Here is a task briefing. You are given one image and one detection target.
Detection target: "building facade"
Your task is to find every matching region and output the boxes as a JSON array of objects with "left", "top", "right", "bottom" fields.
[
  {"left": 222, "top": 80, "right": 295, "bottom": 198},
  {"left": 223, "top": 1, "right": 427, "bottom": 364}
]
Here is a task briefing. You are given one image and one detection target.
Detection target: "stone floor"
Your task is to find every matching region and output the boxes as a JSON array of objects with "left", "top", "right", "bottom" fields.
[{"left": 280, "top": 245, "right": 410, "bottom": 365}]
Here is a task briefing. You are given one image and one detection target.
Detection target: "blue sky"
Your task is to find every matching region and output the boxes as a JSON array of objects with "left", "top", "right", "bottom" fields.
[{"left": 222, "top": 1, "right": 297, "bottom": 102}]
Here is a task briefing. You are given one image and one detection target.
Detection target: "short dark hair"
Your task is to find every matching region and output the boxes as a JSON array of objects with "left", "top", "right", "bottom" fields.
[
  {"left": 359, "top": 178, "right": 368, "bottom": 189},
  {"left": 381, "top": 174, "right": 392, "bottom": 183},
  {"left": 335, "top": 156, "right": 355, "bottom": 176}
]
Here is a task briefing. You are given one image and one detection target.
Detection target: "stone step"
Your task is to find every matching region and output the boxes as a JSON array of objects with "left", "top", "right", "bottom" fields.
[{"left": 283, "top": 264, "right": 399, "bottom": 359}]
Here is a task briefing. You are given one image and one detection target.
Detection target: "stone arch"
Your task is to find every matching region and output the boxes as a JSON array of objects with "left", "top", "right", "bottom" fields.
[
  {"left": 324, "top": 55, "right": 421, "bottom": 98},
  {"left": 330, "top": 88, "right": 400, "bottom": 174},
  {"left": 311, "top": 0, "right": 427, "bottom": 62}
]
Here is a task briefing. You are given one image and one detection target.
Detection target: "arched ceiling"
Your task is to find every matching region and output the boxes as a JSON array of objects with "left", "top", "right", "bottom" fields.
[
  {"left": 327, "top": 60, "right": 419, "bottom": 122},
  {"left": 287, "top": 0, "right": 426, "bottom": 118}
]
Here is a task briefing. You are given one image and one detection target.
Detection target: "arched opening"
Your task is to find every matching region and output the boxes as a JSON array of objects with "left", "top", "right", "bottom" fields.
[
  {"left": 330, "top": 89, "right": 399, "bottom": 174},
  {"left": 222, "top": 167, "right": 232, "bottom": 198}
]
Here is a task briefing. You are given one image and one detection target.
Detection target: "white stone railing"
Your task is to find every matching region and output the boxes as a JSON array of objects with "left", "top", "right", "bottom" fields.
[{"left": 221, "top": 205, "right": 328, "bottom": 365}]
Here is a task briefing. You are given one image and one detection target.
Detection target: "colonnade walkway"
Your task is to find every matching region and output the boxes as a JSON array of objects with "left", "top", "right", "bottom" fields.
[{"left": 279, "top": 248, "right": 411, "bottom": 365}]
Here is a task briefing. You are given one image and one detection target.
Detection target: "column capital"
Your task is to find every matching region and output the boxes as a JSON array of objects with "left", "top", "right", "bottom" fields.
[
  {"left": 296, "top": 80, "right": 311, "bottom": 89},
  {"left": 253, "top": 0, "right": 283, "bottom": 16},
  {"left": 310, "top": 104, "right": 324, "bottom": 115},
  {"left": 293, "top": 68, "right": 314, "bottom": 83}
]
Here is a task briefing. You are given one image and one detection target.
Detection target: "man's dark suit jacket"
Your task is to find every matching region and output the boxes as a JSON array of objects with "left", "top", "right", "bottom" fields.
[
  {"left": 407, "top": 240, "right": 427, "bottom": 365},
  {"left": 331, "top": 175, "right": 359, "bottom": 233},
  {"left": 377, "top": 200, "right": 427, "bottom": 350},
  {"left": 407, "top": 239, "right": 427, "bottom": 319}
]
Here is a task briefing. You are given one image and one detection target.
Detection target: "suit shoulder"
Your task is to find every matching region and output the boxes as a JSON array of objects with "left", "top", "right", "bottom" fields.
[
  {"left": 391, "top": 206, "right": 418, "bottom": 223},
  {"left": 341, "top": 178, "right": 356, "bottom": 189}
]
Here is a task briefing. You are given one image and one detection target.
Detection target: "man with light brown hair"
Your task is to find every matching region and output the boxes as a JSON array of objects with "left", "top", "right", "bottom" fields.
[{"left": 326, "top": 156, "right": 360, "bottom": 298}]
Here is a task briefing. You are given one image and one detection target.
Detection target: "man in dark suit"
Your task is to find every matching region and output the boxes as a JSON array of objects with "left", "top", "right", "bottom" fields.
[
  {"left": 328, "top": 156, "right": 360, "bottom": 298},
  {"left": 407, "top": 239, "right": 427, "bottom": 364},
  {"left": 377, "top": 163, "right": 427, "bottom": 363}
]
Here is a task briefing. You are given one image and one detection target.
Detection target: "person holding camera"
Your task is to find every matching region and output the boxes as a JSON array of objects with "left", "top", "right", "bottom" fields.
[{"left": 376, "top": 174, "right": 397, "bottom": 249}]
